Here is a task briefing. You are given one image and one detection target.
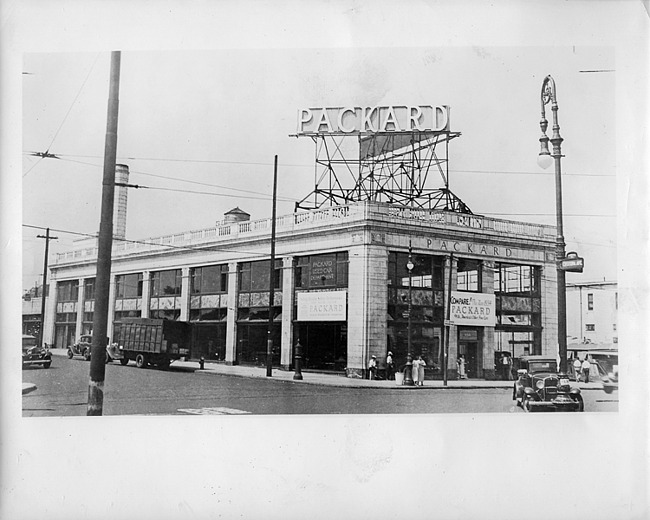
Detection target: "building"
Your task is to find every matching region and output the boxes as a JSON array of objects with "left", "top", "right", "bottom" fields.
[
  {"left": 44, "top": 200, "right": 560, "bottom": 380},
  {"left": 566, "top": 280, "right": 618, "bottom": 349}
]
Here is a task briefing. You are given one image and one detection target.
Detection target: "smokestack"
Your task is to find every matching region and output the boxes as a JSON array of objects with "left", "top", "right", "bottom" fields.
[{"left": 114, "top": 164, "right": 129, "bottom": 239}]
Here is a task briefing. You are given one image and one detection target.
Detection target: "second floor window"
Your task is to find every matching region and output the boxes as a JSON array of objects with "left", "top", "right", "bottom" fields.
[
  {"left": 587, "top": 293, "right": 594, "bottom": 310},
  {"left": 57, "top": 280, "right": 79, "bottom": 302},
  {"left": 115, "top": 273, "right": 143, "bottom": 299},
  {"left": 151, "top": 269, "right": 182, "bottom": 297}
]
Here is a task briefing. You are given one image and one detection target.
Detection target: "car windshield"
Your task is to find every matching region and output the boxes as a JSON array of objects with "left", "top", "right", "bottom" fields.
[
  {"left": 528, "top": 361, "right": 557, "bottom": 373},
  {"left": 22, "top": 336, "right": 37, "bottom": 348}
]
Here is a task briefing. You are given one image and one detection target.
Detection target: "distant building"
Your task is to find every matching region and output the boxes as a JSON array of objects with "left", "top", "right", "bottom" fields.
[
  {"left": 22, "top": 284, "right": 51, "bottom": 339},
  {"left": 566, "top": 281, "right": 618, "bottom": 349}
]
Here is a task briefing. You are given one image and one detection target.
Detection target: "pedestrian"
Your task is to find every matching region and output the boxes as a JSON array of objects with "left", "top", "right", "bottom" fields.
[
  {"left": 573, "top": 357, "right": 582, "bottom": 382},
  {"left": 368, "top": 355, "right": 377, "bottom": 380},
  {"left": 386, "top": 351, "right": 395, "bottom": 380},
  {"left": 581, "top": 356, "right": 591, "bottom": 383},
  {"left": 457, "top": 354, "right": 467, "bottom": 379},
  {"left": 413, "top": 355, "right": 426, "bottom": 386}
]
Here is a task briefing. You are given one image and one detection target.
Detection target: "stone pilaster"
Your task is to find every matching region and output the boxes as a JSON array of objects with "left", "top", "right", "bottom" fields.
[
  {"left": 280, "top": 256, "right": 295, "bottom": 369},
  {"left": 225, "top": 261, "right": 239, "bottom": 365},
  {"left": 179, "top": 267, "right": 191, "bottom": 321},
  {"left": 541, "top": 264, "right": 558, "bottom": 357},
  {"left": 141, "top": 271, "right": 151, "bottom": 318},
  {"left": 75, "top": 277, "right": 84, "bottom": 340},
  {"left": 45, "top": 278, "right": 58, "bottom": 346},
  {"left": 107, "top": 274, "right": 117, "bottom": 341},
  {"left": 445, "top": 255, "right": 458, "bottom": 378},
  {"left": 481, "top": 261, "right": 497, "bottom": 380},
  {"left": 346, "top": 244, "right": 388, "bottom": 378}
]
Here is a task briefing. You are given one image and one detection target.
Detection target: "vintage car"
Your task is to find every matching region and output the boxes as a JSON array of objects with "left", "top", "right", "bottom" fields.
[
  {"left": 600, "top": 365, "right": 619, "bottom": 394},
  {"left": 22, "top": 334, "right": 51, "bottom": 369},
  {"left": 512, "top": 355, "right": 584, "bottom": 412},
  {"left": 105, "top": 342, "right": 127, "bottom": 365},
  {"left": 67, "top": 334, "right": 93, "bottom": 360}
]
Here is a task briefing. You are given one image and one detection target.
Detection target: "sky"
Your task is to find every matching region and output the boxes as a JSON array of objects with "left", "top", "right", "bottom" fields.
[
  {"left": 2, "top": 2, "right": 648, "bottom": 519},
  {"left": 21, "top": 44, "right": 618, "bottom": 290}
]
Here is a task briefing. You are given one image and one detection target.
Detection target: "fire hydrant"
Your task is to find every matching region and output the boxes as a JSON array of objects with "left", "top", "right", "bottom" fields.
[{"left": 199, "top": 357, "right": 205, "bottom": 370}]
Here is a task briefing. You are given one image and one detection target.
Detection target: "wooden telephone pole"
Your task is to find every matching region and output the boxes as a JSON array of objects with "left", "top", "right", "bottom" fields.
[
  {"left": 36, "top": 228, "right": 57, "bottom": 347},
  {"left": 87, "top": 51, "right": 121, "bottom": 416}
]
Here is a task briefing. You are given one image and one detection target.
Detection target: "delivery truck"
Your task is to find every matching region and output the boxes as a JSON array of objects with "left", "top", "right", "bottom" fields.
[{"left": 113, "top": 318, "right": 192, "bottom": 369}]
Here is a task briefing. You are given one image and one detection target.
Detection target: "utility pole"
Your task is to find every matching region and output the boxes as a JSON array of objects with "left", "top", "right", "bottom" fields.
[
  {"left": 88, "top": 51, "right": 121, "bottom": 416},
  {"left": 36, "top": 228, "right": 57, "bottom": 347},
  {"left": 266, "top": 155, "right": 278, "bottom": 377}
]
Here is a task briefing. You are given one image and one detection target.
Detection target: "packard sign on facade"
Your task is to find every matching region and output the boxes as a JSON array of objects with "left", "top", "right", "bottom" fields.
[
  {"left": 449, "top": 292, "right": 496, "bottom": 327},
  {"left": 297, "top": 291, "right": 347, "bottom": 322}
]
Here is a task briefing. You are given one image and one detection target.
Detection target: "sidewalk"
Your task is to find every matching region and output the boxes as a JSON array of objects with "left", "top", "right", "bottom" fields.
[{"left": 50, "top": 348, "right": 603, "bottom": 391}]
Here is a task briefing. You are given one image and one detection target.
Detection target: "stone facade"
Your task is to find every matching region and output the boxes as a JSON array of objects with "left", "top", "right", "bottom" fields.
[{"left": 44, "top": 201, "right": 558, "bottom": 378}]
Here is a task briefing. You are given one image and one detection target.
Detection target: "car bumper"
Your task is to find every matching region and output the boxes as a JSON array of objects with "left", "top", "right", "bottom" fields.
[
  {"left": 528, "top": 396, "right": 581, "bottom": 412},
  {"left": 22, "top": 357, "right": 51, "bottom": 366}
]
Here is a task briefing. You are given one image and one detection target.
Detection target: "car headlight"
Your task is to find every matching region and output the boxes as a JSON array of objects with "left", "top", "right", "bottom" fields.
[{"left": 536, "top": 380, "right": 544, "bottom": 389}]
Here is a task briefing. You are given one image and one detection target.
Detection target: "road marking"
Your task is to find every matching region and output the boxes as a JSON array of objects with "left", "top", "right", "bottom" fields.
[{"left": 177, "top": 407, "right": 251, "bottom": 415}]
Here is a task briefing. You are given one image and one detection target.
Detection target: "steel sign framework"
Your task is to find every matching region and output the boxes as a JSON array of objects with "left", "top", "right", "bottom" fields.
[{"left": 292, "top": 128, "right": 472, "bottom": 213}]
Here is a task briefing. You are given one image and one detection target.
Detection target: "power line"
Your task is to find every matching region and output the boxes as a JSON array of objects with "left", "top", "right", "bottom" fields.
[
  {"left": 28, "top": 151, "right": 616, "bottom": 178},
  {"left": 55, "top": 156, "right": 296, "bottom": 202}
]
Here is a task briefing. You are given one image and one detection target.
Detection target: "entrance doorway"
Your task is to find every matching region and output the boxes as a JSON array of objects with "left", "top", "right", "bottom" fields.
[
  {"left": 458, "top": 327, "right": 481, "bottom": 378},
  {"left": 295, "top": 322, "right": 347, "bottom": 371}
]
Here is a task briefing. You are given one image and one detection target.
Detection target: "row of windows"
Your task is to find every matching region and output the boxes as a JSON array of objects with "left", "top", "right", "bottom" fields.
[{"left": 60, "top": 255, "right": 542, "bottom": 303}]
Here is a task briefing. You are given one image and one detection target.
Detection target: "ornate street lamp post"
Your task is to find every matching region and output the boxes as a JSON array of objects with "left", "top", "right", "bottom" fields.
[
  {"left": 537, "top": 74, "right": 568, "bottom": 373},
  {"left": 403, "top": 241, "right": 415, "bottom": 386}
]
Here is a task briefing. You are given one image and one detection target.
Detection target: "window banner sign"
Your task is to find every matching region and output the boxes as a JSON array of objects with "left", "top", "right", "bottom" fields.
[
  {"left": 449, "top": 292, "right": 496, "bottom": 326},
  {"left": 297, "top": 291, "right": 347, "bottom": 322}
]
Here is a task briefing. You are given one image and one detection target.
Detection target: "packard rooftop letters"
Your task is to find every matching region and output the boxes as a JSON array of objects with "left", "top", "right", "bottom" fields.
[{"left": 297, "top": 105, "right": 451, "bottom": 134}]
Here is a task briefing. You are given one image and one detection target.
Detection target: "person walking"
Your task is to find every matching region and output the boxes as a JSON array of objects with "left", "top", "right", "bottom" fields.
[
  {"left": 573, "top": 357, "right": 582, "bottom": 382},
  {"left": 368, "top": 355, "right": 377, "bottom": 380},
  {"left": 581, "top": 357, "right": 591, "bottom": 383},
  {"left": 457, "top": 354, "right": 467, "bottom": 380},
  {"left": 386, "top": 351, "right": 395, "bottom": 380},
  {"left": 412, "top": 355, "right": 426, "bottom": 386}
]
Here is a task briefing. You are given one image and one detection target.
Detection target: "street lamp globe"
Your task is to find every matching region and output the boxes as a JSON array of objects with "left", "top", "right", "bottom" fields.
[
  {"left": 537, "top": 152, "right": 553, "bottom": 169},
  {"left": 406, "top": 259, "right": 414, "bottom": 271}
]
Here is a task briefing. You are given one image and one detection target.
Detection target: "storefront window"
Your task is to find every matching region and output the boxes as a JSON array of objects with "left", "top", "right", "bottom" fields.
[
  {"left": 239, "top": 260, "right": 282, "bottom": 292},
  {"left": 388, "top": 252, "right": 444, "bottom": 289},
  {"left": 191, "top": 265, "right": 228, "bottom": 294},
  {"left": 493, "top": 264, "right": 538, "bottom": 294},
  {"left": 57, "top": 280, "right": 79, "bottom": 302},
  {"left": 150, "top": 269, "right": 181, "bottom": 297},
  {"left": 116, "top": 273, "right": 144, "bottom": 298},
  {"left": 456, "top": 259, "right": 480, "bottom": 292},
  {"left": 295, "top": 252, "right": 348, "bottom": 289},
  {"left": 84, "top": 278, "right": 95, "bottom": 300}
]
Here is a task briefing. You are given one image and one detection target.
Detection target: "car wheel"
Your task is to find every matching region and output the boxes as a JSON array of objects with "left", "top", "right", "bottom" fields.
[
  {"left": 135, "top": 354, "right": 146, "bottom": 369},
  {"left": 67, "top": 349, "right": 73, "bottom": 359},
  {"left": 603, "top": 386, "right": 613, "bottom": 394},
  {"left": 120, "top": 357, "right": 129, "bottom": 366},
  {"left": 573, "top": 395, "right": 584, "bottom": 412},
  {"left": 512, "top": 384, "right": 517, "bottom": 401},
  {"left": 43, "top": 361, "right": 52, "bottom": 369},
  {"left": 83, "top": 349, "right": 91, "bottom": 361}
]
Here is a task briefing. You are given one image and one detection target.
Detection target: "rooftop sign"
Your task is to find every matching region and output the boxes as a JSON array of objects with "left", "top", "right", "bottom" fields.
[{"left": 297, "top": 105, "right": 450, "bottom": 134}]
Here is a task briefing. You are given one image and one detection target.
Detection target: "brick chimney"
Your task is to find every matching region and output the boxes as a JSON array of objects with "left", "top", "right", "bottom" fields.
[{"left": 114, "top": 164, "right": 129, "bottom": 239}]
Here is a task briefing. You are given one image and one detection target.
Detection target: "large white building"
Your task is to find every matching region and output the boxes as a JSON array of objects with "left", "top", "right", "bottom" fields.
[{"left": 43, "top": 195, "right": 561, "bottom": 380}]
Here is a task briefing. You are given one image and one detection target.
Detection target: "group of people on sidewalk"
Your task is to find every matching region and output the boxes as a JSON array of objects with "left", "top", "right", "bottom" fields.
[
  {"left": 572, "top": 356, "right": 593, "bottom": 383},
  {"left": 368, "top": 352, "right": 427, "bottom": 385}
]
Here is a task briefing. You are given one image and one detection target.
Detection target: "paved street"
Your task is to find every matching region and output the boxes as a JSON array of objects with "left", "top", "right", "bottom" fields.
[{"left": 22, "top": 353, "right": 618, "bottom": 416}]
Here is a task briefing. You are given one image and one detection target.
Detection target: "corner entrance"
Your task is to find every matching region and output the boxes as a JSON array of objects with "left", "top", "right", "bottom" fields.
[{"left": 458, "top": 327, "right": 482, "bottom": 379}]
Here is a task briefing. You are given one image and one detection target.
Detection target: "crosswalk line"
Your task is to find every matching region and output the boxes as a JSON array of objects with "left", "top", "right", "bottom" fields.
[{"left": 177, "top": 407, "right": 251, "bottom": 415}]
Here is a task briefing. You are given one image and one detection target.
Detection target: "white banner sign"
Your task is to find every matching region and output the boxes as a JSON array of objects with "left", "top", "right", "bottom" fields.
[
  {"left": 297, "top": 291, "right": 347, "bottom": 321},
  {"left": 449, "top": 292, "right": 496, "bottom": 326}
]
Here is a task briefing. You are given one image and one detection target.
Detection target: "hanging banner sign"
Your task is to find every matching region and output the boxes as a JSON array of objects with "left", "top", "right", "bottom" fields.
[
  {"left": 449, "top": 291, "right": 496, "bottom": 326},
  {"left": 297, "top": 105, "right": 450, "bottom": 134},
  {"left": 297, "top": 291, "right": 347, "bottom": 321}
]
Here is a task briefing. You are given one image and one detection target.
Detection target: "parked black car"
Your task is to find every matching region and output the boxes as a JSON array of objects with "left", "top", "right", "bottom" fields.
[
  {"left": 22, "top": 335, "right": 51, "bottom": 369},
  {"left": 512, "top": 355, "right": 583, "bottom": 412}
]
